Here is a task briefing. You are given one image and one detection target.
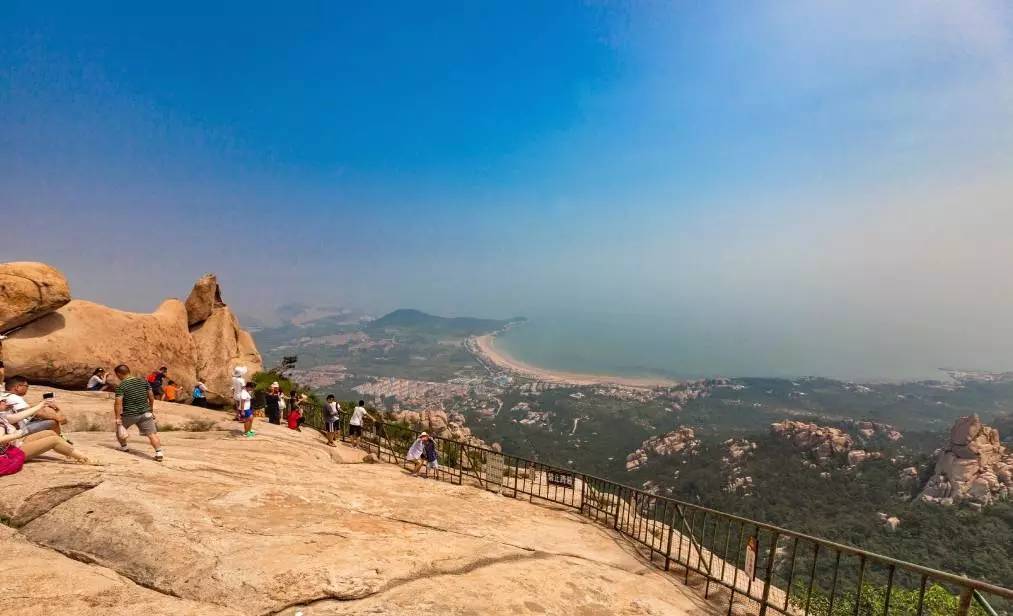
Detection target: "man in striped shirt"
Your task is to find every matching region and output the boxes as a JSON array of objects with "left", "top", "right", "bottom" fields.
[{"left": 113, "top": 364, "right": 164, "bottom": 461}]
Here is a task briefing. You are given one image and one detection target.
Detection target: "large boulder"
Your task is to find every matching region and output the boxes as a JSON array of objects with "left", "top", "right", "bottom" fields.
[
  {"left": 189, "top": 306, "right": 262, "bottom": 405},
  {"left": 921, "top": 415, "right": 1013, "bottom": 507},
  {"left": 184, "top": 273, "right": 225, "bottom": 327},
  {"left": 4, "top": 299, "right": 198, "bottom": 391},
  {"left": 0, "top": 261, "right": 71, "bottom": 332}
]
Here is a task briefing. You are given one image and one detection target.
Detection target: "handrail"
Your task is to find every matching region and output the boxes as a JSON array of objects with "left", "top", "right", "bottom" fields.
[{"left": 306, "top": 404, "right": 1012, "bottom": 615}]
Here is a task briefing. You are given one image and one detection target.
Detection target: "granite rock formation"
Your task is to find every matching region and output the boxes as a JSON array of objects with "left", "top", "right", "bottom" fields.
[
  {"left": 5, "top": 299, "right": 199, "bottom": 391},
  {"left": 626, "top": 427, "right": 699, "bottom": 471},
  {"left": 0, "top": 261, "right": 71, "bottom": 332},
  {"left": 920, "top": 415, "right": 1012, "bottom": 507}
]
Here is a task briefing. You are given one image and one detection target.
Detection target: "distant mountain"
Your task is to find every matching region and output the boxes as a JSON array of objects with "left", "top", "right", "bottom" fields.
[
  {"left": 367, "top": 309, "right": 523, "bottom": 337},
  {"left": 274, "top": 303, "right": 371, "bottom": 327}
]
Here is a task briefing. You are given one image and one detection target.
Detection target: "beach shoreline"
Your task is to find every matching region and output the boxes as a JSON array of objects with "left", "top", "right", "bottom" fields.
[{"left": 471, "top": 333, "right": 676, "bottom": 388}]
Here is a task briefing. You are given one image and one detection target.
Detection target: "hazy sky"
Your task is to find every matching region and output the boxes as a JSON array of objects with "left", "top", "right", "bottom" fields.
[{"left": 3, "top": 2, "right": 1013, "bottom": 371}]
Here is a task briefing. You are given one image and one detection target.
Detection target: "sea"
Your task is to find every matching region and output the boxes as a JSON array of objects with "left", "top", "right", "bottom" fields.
[{"left": 492, "top": 312, "right": 985, "bottom": 384}]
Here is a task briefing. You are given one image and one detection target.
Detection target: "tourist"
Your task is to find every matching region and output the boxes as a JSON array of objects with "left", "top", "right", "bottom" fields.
[
  {"left": 238, "top": 381, "right": 255, "bottom": 438},
  {"left": 2, "top": 375, "right": 67, "bottom": 439},
  {"left": 348, "top": 400, "right": 376, "bottom": 449},
  {"left": 191, "top": 381, "right": 208, "bottom": 408},
  {"left": 423, "top": 433, "right": 438, "bottom": 476},
  {"left": 323, "top": 394, "right": 341, "bottom": 447},
  {"left": 264, "top": 382, "right": 282, "bottom": 424},
  {"left": 1, "top": 400, "right": 95, "bottom": 475},
  {"left": 147, "top": 366, "right": 168, "bottom": 401},
  {"left": 114, "top": 364, "right": 164, "bottom": 461},
  {"left": 87, "top": 368, "right": 107, "bottom": 391},
  {"left": 406, "top": 432, "right": 430, "bottom": 475},
  {"left": 287, "top": 394, "right": 306, "bottom": 431},
  {"left": 231, "top": 366, "right": 247, "bottom": 420},
  {"left": 163, "top": 380, "right": 179, "bottom": 402}
]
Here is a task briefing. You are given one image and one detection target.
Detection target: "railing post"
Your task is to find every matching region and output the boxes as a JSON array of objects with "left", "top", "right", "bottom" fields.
[
  {"left": 664, "top": 502, "right": 676, "bottom": 571},
  {"left": 957, "top": 586, "right": 973, "bottom": 616},
  {"left": 758, "top": 531, "right": 779, "bottom": 616}
]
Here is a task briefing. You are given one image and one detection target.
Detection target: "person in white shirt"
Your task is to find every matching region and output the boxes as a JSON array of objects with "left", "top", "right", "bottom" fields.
[
  {"left": 239, "top": 381, "right": 255, "bottom": 438},
  {"left": 348, "top": 400, "right": 376, "bottom": 449},
  {"left": 2, "top": 375, "right": 67, "bottom": 439},
  {"left": 323, "top": 394, "right": 341, "bottom": 447},
  {"left": 231, "top": 366, "right": 248, "bottom": 419}
]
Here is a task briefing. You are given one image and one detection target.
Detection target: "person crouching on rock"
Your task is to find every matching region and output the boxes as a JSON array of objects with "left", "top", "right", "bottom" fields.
[
  {"left": 0, "top": 398, "right": 96, "bottom": 475},
  {"left": 407, "top": 432, "right": 438, "bottom": 477},
  {"left": 239, "top": 381, "right": 256, "bottom": 438},
  {"left": 113, "top": 364, "right": 164, "bottom": 462}
]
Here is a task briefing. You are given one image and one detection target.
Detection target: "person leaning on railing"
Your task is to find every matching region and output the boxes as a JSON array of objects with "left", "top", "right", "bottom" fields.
[{"left": 348, "top": 400, "right": 379, "bottom": 449}]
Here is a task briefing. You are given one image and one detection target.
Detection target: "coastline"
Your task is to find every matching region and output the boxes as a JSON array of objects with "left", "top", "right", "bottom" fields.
[{"left": 472, "top": 333, "right": 676, "bottom": 388}]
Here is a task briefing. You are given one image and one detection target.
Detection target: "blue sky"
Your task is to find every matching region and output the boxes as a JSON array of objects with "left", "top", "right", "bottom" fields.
[{"left": 3, "top": 2, "right": 1013, "bottom": 371}]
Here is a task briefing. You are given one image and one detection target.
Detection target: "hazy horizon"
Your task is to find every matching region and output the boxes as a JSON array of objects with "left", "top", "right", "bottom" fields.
[{"left": 3, "top": 2, "right": 1013, "bottom": 377}]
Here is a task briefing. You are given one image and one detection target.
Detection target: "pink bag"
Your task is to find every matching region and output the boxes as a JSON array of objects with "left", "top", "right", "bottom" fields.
[{"left": 0, "top": 446, "right": 26, "bottom": 476}]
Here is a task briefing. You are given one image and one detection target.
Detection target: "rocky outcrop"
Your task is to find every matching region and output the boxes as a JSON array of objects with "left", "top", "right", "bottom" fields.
[
  {"left": 185, "top": 274, "right": 262, "bottom": 405},
  {"left": 183, "top": 273, "right": 225, "bottom": 326},
  {"left": 386, "top": 408, "right": 497, "bottom": 450},
  {"left": 5, "top": 299, "right": 199, "bottom": 391},
  {"left": 626, "top": 427, "right": 699, "bottom": 471},
  {"left": 848, "top": 420, "right": 903, "bottom": 442},
  {"left": 722, "top": 438, "right": 755, "bottom": 495},
  {"left": 0, "top": 388, "right": 703, "bottom": 616},
  {"left": 0, "top": 261, "right": 71, "bottom": 332},
  {"left": 1, "top": 264, "right": 262, "bottom": 401},
  {"left": 920, "top": 415, "right": 1013, "bottom": 507},
  {"left": 771, "top": 420, "right": 854, "bottom": 461}
]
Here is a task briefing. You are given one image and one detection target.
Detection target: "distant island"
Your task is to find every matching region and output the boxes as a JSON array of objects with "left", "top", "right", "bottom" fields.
[{"left": 367, "top": 308, "right": 525, "bottom": 337}]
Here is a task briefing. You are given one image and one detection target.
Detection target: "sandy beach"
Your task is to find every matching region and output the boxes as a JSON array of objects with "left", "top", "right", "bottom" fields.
[{"left": 472, "top": 333, "right": 676, "bottom": 388}]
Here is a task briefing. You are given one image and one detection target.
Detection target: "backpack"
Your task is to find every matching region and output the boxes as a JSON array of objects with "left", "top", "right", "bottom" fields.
[{"left": 146, "top": 372, "right": 158, "bottom": 384}]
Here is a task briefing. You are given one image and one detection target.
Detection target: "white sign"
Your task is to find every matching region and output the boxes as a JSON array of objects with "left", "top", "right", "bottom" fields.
[
  {"left": 744, "top": 536, "right": 758, "bottom": 579},
  {"left": 486, "top": 453, "right": 505, "bottom": 494}
]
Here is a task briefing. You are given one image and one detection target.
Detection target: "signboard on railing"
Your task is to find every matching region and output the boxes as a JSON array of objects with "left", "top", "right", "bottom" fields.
[
  {"left": 744, "top": 535, "right": 757, "bottom": 579},
  {"left": 486, "top": 452, "right": 505, "bottom": 494}
]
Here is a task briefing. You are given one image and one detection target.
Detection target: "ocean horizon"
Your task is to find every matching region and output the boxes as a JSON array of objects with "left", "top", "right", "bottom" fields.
[{"left": 491, "top": 313, "right": 992, "bottom": 384}]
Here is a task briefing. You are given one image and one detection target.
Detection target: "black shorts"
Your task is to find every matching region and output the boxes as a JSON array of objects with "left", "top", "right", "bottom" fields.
[{"left": 349, "top": 424, "right": 363, "bottom": 436}]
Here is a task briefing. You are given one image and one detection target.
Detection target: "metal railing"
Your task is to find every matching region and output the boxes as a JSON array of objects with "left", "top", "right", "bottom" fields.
[{"left": 305, "top": 405, "right": 1013, "bottom": 616}]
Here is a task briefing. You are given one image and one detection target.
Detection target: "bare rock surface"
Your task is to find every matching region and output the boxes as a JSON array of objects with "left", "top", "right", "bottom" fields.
[
  {"left": 0, "top": 261, "right": 71, "bottom": 331},
  {"left": 920, "top": 415, "right": 1012, "bottom": 506},
  {"left": 0, "top": 389, "right": 708, "bottom": 616},
  {"left": 4, "top": 299, "right": 198, "bottom": 391}
]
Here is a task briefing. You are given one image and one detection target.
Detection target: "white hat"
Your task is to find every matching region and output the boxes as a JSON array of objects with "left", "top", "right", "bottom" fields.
[{"left": 233, "top": 366, "right": 248, "bottom": 378}]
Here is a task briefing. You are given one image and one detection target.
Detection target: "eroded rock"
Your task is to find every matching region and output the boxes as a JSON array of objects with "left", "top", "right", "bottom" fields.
[{"left": 0, "top": 261, "right": 71, "bottom": 331}]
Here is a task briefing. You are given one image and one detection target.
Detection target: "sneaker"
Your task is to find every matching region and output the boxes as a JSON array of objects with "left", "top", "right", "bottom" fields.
[
  {"left": 244, "top": 431, "right": 255, "bottom": 438},
  {"left": 118, "top": 444, "right": 129, "bottom": 452},
  {"left": 153, "top": 450, "right": 164, "bottom": 462}
]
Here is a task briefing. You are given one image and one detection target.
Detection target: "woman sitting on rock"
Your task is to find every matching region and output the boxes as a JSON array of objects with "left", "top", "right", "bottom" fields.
[{"left": 0, "top": 399, "right": 96, "bottom": 475}]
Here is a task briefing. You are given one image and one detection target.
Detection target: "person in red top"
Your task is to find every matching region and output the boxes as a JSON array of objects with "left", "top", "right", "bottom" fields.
[{"left": 287, "top": 394, "right": 306, "bottom": 431}]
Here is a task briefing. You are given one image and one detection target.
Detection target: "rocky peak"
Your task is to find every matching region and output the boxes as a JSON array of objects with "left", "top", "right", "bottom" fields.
[{"left": 920, "top": 415, "right": 1012, "bottom": 507}]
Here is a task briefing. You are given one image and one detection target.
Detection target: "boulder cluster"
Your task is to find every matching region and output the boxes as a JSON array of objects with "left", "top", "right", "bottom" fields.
[
  {"left": 1, "top": 263, "right": 261, "bottom": 406},
  {"left": 722, "top": 438, "right": 756, "bottom": 494},
  {"left": 770, "top": 420, "right": 854, "bottom": 460},
  {"left": 625, "top": 427, "right": 699, "bottom": 471},
  {"left": 920, "top": 415, "right": 1012, "bottom": 507},
  {"left": 848, "top": 420, "right": 903, "bottom": 442},
  {"left": 386, "top": 409, "right": 498, "bottom": 451}
]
